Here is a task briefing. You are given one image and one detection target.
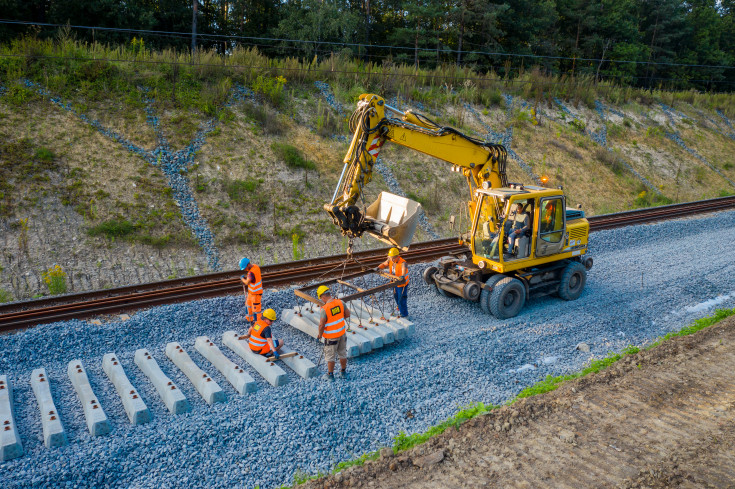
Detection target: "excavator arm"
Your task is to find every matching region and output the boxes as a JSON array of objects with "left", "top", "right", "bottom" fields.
[{"left": 325, "top": 93, "right": 508, "bottom": 246}]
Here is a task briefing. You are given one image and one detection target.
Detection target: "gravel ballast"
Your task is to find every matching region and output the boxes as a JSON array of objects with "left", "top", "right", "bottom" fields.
[{"left": 2, "top": 210, "right": 735, "bottom": 488}]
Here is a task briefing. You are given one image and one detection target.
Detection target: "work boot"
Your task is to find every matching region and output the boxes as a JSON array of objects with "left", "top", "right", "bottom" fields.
[
  {"left": 337, "top": 370, "right": 348, "bottom": 379},
  {"left": 322, "top": 372, "right": 334, "bottom": 382}
]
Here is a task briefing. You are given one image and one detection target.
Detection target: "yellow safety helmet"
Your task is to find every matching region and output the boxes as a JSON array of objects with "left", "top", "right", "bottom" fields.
[
  {"left": 316, "top": 285, "right": 330, "bottom": 298},
  {"left": 262, "top": 309, "right": 277, "bottom": 321},
  {"left": 388, "top": 247, "right": 400, "bottom": 257}
]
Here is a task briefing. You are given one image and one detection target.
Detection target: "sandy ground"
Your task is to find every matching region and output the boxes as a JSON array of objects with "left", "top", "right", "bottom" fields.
[{"left": 301, "top": 316, "right": 735, "bottom": 489}]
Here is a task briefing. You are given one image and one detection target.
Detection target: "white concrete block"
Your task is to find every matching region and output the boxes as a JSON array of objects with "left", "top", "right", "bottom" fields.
[
  {"left": 341, "top": 298, "right": 396, "bottom": 345},
  {"left": 134, "top": 349, "right": 190, "bottom": 415},
  {"left": 222, "top": 331, "right": 288, "bottom": 387},
  {"left": 102, "top": 353, "right": 151, "bottom": 425},
  {"left": 0, "top": 375, "right": 23, "bottom": 461},
  {"left": 67, "top": 360, "right": 111, "bottom": 437},
  {"left": 30, "top": 368, "right": 66, "bottom": 448},
  {"left": 350, "top": 302, "right": 409, "bottom": 339},
  {"left": 346, "top": 317, "right": 384, "bottom": 349},
  {"left": 194, "top": 336, "right": 256, "bottom": 395},
  {"left": 165, "top": 343, "right": 225, "bottom": 406},
  {"left": 277, "top": 347, "right": 317, "bottom": 379}
]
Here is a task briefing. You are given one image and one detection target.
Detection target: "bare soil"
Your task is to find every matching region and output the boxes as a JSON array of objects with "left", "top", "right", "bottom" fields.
[{"left": 302, "top": 316, "right": 735, "bottom": 489}]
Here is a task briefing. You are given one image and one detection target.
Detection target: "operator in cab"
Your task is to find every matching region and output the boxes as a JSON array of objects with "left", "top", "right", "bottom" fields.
[
  {"left": 378, "top": 247, "right": 410, "bottom": 319},
  {"left": 506, "top": 203, "right": 529, "bottom": 258},
  {"left": 239, "top": 257, "right": 262, "bottom": 324},
  {"left": 242, "top": 308, "right": 285, "bottom": 359}
]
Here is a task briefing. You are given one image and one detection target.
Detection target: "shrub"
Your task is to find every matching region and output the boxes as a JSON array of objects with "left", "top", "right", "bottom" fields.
[
  {"left": 568, "top": 118, "right": 586, "bottom": 133},
  {"left": 271, "top": 143, "right": 317, "bottom": 171},
  {"left": 594, "top": 148, "right": 624, "bottom": 175},
  {"left": 86, "top": 219, "right": 136, "bottom": 238},
  {"left": 252, "top": 75, "right": 287, "bottom": 106},
  {"left": 0, "top": 289, "right": 12, "bottom": 303},
  {"left": 42, "top": 264, "right": 67, "bottom": 295}
]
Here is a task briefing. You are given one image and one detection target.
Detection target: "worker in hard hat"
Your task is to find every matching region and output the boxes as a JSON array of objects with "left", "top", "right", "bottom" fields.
[
  {"left": 317, "top": 285, "right": 351, "bottom": 381},
  {"left": 377, "top": 247, "right": 410, "bottom": 319},
  {"left": 239, "top": 257, "right": 263, "bottom": 324},
  {"left": 244, "top": 308, "right": 284, "bottom": 359}
]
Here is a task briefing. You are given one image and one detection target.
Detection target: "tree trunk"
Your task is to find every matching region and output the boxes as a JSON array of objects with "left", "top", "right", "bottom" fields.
[
  {"left": 415, "top": 19, "right": 419, "bottom": 67},
  {"left": 645, "top": 12, "right": 660, "bottom": 89},
  {"left": 365, "top": 0, "right": 371, "bottom": 60},
  {"left": 572, "top": 18, "right": 581, "bottom": 74},
  {"left": 596, "top": 40, "right": 611, "bottom": 83},
  {"left": 457, "top": 5, "right": 465, "bottom": 65},
  {"left": 191, "top": 0, "right": 198, "bottom": 56}
]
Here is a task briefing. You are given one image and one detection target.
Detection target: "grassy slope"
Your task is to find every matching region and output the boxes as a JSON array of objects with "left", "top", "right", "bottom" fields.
[{"left": 2, "top": 38, "right": 735, "bottom": 299}]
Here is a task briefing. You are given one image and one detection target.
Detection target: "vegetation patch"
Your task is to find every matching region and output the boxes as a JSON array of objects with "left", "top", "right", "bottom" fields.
[
  {"left": 294, "top": 307, "right": 735, "bottom": 484},
  {"left": 271, "top": 142, "right": 317, "bottom": 171}
]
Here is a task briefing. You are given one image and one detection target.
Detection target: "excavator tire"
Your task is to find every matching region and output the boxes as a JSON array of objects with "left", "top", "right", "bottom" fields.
[
  {"left": 479, "top": 274, "right": 507, "bottom": 315},
  {"left": 489, "top": 277, "right": 526, "bottom": 319},
  {"left": 557, "top": 261, "right": 587, "bottom": 301}
]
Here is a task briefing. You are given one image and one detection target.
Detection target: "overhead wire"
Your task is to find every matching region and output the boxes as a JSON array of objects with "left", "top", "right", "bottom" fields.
[{"left": 1, "top": 18, "right": 735, "bottom": 71}]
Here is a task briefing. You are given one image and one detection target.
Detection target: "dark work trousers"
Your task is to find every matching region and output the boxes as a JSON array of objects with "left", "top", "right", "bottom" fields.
[{"left": 393, "top": 285, "right": 409, "bottom": 317}]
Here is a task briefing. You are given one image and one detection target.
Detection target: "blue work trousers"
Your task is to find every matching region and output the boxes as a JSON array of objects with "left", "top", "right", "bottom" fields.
[{"left": 393, "top": 285, "right": 409, "bottom": 318}]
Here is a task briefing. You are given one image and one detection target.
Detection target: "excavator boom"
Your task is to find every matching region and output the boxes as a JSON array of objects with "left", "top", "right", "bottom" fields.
[{"left": 325, "top": 94, "right": 508, "bottom": 248}]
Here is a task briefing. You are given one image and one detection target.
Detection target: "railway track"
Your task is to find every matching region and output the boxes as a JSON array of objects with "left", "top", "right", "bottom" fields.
[{"left": 2, "top": 195, "right": 734, "bottom": 331}]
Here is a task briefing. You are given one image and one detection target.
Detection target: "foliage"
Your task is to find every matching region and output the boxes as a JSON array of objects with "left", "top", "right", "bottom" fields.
[
  {"left": 393, "top": 402, "right": 492, "bottom": 452},
  {"left": 252, "top": 75, "right": 287, "bottom": 106},
  {"left": 0, "top": 289, "right": 12, "bottom": 303},
  {"left": 271, "top": 143, "right": 317, "bottom": 171},
  {"left": 568, "top": 119, "right": 586, "bottom": 134},
  {"left": 42, "top": 264, "right": 68, "bottom": 295},
  {"left": 86, "top": 219, "right": 136, "bottom": 238}
]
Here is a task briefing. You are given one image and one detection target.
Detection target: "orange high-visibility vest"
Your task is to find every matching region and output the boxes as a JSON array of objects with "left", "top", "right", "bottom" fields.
[
  {"left": 248, "top": 319, "right": 270, "bottom": 353},
  {"left": 321, "top": 299, "right": 346, "bottom": 339},
  {"left": 381, "top": 257, "right": 409, "bottom": 288},
  {"left": 243, "top": 264, "right": 263, "bottom": 295}
]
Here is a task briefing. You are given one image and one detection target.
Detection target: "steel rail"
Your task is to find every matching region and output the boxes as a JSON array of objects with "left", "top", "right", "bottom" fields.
[{"left": 2, "top": 195, "right": 734, "bottom": 331}]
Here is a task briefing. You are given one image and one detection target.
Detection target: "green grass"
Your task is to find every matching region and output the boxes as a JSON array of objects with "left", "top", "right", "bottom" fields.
[
  {"left": 86, "top": 219, "right": 136, "bottom": 238},
  {"left": 393, "top": 402, "right": 493, "bottom": 452},
  {"left": 286, "top": 307, "right": 735, "bottom": 486},
  {"left": 0, "top": 289, "right": 13, "bottom": 303},
  {"left": 271, "top": 143, "right": 317, "bottom": 171}
]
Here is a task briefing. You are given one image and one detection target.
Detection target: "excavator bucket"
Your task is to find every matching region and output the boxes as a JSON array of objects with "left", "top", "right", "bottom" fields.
[{"left": 363, "top": 192, "right": 422, "bottom": 250}]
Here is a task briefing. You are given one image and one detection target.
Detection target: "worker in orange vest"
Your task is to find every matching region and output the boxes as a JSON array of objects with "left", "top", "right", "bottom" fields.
[
  {"left": 243, "top": 308, "right": 284, "bottom": 359},
  {"left": 239, "top": 257, "right": 263, "bottom": 324},
  {"left": 317, "top": 285, "right": 351, "bottom": 381},
  {"left": 378, "top": 247, "right": 410, "bottom": 319}
]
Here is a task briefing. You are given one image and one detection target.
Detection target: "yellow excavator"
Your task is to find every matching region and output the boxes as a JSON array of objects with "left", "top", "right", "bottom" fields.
[{"left": 324, "top": 94, "right": 593, "bottom": 319}]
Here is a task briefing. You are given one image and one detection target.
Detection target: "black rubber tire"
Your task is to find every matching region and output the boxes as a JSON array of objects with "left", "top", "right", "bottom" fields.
[
  {"left": 479, "top": 274, "right": 507, "bottom": 315},
  {"left": 489, "top": 277, "right": 526, "bottom": 319},
  {"left": 557, "top": 261, "right": 587, "bottom": 301},
  {"left": 423, "top": 266, "right": 438, "bottom": 286}
]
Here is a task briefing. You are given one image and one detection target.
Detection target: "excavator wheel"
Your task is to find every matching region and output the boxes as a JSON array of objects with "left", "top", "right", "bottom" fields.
[
  {"left": 557, "top": 261, "right": 587, "bottom": 301},
  {"left": 488, "top": 277, "right": 526, "bottom": 319},
  {"left": 479, "top": 274, "right": 507, "bottom": 315}
]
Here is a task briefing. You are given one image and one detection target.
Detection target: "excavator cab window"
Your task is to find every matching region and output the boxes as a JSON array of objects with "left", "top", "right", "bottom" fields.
[
  {"left": 473, "top": 194, "right": 500, "bottom": 260},
  {"left": 539, "top": 197, "right": 564, "bottom": 243}
]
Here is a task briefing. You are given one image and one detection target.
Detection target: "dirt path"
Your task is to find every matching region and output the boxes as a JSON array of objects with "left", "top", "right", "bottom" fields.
[{"left": 302, "top": 317, "right": 735, "bottom": 489}]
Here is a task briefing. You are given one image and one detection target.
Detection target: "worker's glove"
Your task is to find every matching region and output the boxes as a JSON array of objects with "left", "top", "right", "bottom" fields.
[{"left": 273, "top": 351, "right": 280, "bottom": 360}]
